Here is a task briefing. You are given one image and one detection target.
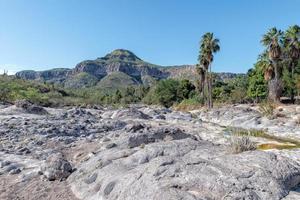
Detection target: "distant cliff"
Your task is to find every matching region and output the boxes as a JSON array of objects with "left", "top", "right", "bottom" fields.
[
  {"left": 16, "top": 68, "right": 71, "bottom": 84},
  {"left": 16, "top": 49, "right": 244, "bottom": 89}
]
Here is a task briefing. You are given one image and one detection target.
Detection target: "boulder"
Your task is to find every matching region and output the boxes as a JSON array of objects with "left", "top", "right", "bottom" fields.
[
  {"left": 40, "top": 154, "right": 73, "bottom": 181},
  {"left": 15, "top": 100, "right": 48, "bottom": 115},
  {"left": 69, "top": 137, "right": 300, "bottom": 200},
  {"left": 127, "top": 127, "right": 193, "bottom": 148},
  {"left": 111, "top": 108, "right": 150, "bottom": 120}
]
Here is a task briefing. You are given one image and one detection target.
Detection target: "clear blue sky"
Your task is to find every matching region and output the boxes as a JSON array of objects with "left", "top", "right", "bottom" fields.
[{"left": 0, "top": 0, "right": 299, "bottom": 74}]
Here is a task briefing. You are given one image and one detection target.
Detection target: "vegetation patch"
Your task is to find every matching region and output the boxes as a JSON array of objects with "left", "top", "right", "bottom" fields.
[
  {"left": 225, "top": 127, "right": 300, "bottom": 150},
  {"left": 97, "top": 72, "right": 140, "bottom": 92},
  {"left": 143, "top": 79, "right": 197, "bottom": 107},
  {"left": 258, "top": 101, "right": 275, "bottom": 119},
  {"left": 64, "top": 72, "right": 98, "bottom": 88},
  {"left": 173, "top": 98, "right": 203, "bottom": 112},
  {"left": 229, "top": 135, "right": 257, "bottom": 154}
]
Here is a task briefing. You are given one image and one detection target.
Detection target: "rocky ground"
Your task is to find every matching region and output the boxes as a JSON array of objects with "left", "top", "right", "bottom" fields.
[{"left": 1, "top": 102, "right": 300, "bottom": 199}]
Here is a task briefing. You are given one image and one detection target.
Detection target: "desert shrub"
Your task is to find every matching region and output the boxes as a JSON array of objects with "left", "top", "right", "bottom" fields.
[
  {"left": 212, "top": 75, "right": 250, "bottom": 104},
  {"left": 174, "top": 95, "right": 204, "bottom": 111},
  {"left": 259, "top": 101, "right": 275, "bottom": 119},
  {"left": 154, "top": 79, "right": 180, "bottom": 107},
  {"left": 295, "top": 116, "right": 300, "bottom": 126},
  {"left": 177, "top": 79, "right": 196, "bottom": 99},
  {"left": 247, "top": 63, "right": 268, "bottom": 102},
  {"left": 0, "top": 75, "right": 53, "bottom": 105},
  {"left": 120, "top": 86, "right": 149, "bottom": 104},
  {"left": 142, "top": 86, "right": 159, "bottom": 105},
  {"left": 226, "top": 127, "right": 266, "bottom": 137},
  {"left": 113, "top": 90, "right": 122, "bottom": 104},
  {"left": 212, "top": 81, "right": 231, "bottom": 102},
  {"left": 229, "top": 135, "right": 257, "bottom": 154},
  {"left": 0, "top": 87, "right": 10, "bottom": 102},
  {"left": 143, "top": 79, "right": 196, "bottom": 107},
  {"left": 229, "top": 88, "right": 248, "bottom": 104},
  {"left": 121, "top": 86, "right": 136, "bottom": 104}
]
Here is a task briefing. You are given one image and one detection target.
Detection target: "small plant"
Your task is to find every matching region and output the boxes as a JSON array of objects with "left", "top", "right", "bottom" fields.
[
  {"left": 173, "top": 97, "right": 204, "bottom": 112},
  {"left": 229, "top": 135, "right": 257, "bottom": 154},
  {"left": 226, "top": 126, "right": 300, "bottom": 150},
  {"left": 258, "top": 101, "right": 275, "bottom": 119},
  {"left": 225, "top": 127, "right": 266, "bottom": 137},
  {"left": 295, "top": 116, "right": 300, "bottom": 126}
]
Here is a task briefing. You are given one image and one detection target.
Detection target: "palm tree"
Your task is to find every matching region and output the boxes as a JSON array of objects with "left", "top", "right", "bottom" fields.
[
  {"left": 261, "top": 27, "right": 283, "bottom": 102},
  {"left": 196, "top": 64, "right": 205, "bottom": 99},
  {"left": 198, "top": 32, "right": 220, "bottom": 108},
  {"left": 258, "top": 51, "right": 273, "bottom": 81},
  {"left": 284, "top": 25, "right": 300, "bottom": 103}
]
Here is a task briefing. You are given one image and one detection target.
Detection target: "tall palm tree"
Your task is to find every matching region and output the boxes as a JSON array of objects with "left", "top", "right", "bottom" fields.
[
  {"left": 196, "top": 64, "right": 205, "bottom": 98},
  {"left": 261, "top": 27, "right": 283, "bottom": 102},
  {"left": 258, "top": 51, "right": 273, "bottom": 81},
  {"left": 284, "top": 25, "right": 300, "bottom": 103},
  {"left": 199, "top": 32, "right": 220, "bottom": 108}
]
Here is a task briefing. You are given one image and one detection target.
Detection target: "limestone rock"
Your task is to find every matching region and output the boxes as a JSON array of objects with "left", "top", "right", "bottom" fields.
[
  {"left": 40, "top": 154, "right": 73, "bottom": 181},
  {"left": 15, "top": 100, "right": 48, "bottom": 115},
  {"left": 69, "top": 138, "right": 300, "bottom": 200}
]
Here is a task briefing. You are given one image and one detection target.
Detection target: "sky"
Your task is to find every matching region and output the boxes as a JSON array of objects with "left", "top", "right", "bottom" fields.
[{"left": 0, "top": 0, "right": 299, "bottom": 74}]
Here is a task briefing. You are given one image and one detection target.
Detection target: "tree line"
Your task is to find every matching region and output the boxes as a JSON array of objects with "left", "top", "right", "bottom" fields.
[
  {"left": 1, "top": 25, "right": 299, "bottom": 109},
  {"left": 197, "top": 25, "right": 300, "bottom": 109}
]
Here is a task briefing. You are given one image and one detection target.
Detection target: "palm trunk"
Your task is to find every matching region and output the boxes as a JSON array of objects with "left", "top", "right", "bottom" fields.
[
  {"left": 205, "top": 71, "right": 209, "bottom": 108},
  {"left": 199, "top": 75, "right": 205, "bottom": 100},
  {"left": 268, "top": 61, "right": 281, "bottom": 103},
  {"left": 291, "top": 62, "right": 295, "bottom": 104},
  {"left": 208, "top": 64, "right": 213, "bottom": 109},
  {"left": 201, "top": 77, "right": 205, "bottom": 102}
]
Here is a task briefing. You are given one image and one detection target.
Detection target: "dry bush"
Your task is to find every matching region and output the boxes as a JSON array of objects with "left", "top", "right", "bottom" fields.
[
  {"left": 295, "top": 116, "right": 300, "bottom": 126},
  {"left": 229, "top": 135, "right": 257, "bottom": 154},
  {"left": 259, "top": 101, "right": 275, "bottom": 119}
]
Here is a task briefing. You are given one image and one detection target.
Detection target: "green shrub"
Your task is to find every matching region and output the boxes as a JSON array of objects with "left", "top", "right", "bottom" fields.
[
  {"left": 177, "top": 79, "right": 195, "bottom": 99},
  {"left": 247, "top": 63, "right": 267, "bottom": 102},
  {"left": 174, "top": 96, "right": 204, "bottom": 111},
  {"left": 143, "top": 79, "right": 196, "bottom": 107}
]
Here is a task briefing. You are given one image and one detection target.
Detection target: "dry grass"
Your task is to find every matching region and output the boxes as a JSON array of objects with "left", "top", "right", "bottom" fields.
[
  {"left": 226, "top": 127, "right": 300, "bottom": 150},
  {"left": 295, "top": 116, "right": 300, "bottom": 126},
  {"left": 173, "top": 101, "right": 203, "bottom": 112},
  {"left": 226, "top": 127, "right": 266, "bottom": 137},
  {"left": 258, "top": 101, "right": 275, "bottom": 119},
  {"left": 229, "top": 135, "right": 257, "bottom": 154}
]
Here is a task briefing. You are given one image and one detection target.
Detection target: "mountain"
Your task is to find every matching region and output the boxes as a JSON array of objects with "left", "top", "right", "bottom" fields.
[
  {"left": 16, "top": 49, "right": 244, "bottom": 91},
  {"left": 16, "top": 68, "right": 71, "bottom": 84}
]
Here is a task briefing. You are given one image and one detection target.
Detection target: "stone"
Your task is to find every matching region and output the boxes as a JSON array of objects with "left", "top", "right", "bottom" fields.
[
  {"left": 2, "top": 103, "right": 300, "bottom": 199},
  {"left": 9, "top": 168, "right": 21, "bottom": 175},
  {"left": 69, "top": 138, "right": 300, "bottom": 200},
  {"left": 40, "top": 154, "right": 73, "bottom": 181},
  {"left": 15, "top": 100, "right": 48, "bottom": 115},
  {"left": 103, "top": 181, "right": 116, "bottom": 196},
  {"left": 0, "top": 160, "right": 11, "bottom": 168},
  {"left": 111, "top": 108, "right": 150, "bottom": 120},
  {"left": 124, "top": 123, "right": 145, "bottom": 132},
  {"left": 84, "top": 173, "right": 98, "bottom": 184},
  {"left": 106, "top": 143, "right": 117, "bottom": 149},
  {"left": 127, "top": 127, "right": 192, "bottom": 148}
]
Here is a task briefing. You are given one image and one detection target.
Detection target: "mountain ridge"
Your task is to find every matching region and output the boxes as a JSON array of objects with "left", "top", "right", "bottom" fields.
[{"left": 15, "top": 49, "right": 244, "bottom": 90}]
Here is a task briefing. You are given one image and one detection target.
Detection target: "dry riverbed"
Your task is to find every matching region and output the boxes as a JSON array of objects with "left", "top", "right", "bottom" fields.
[{"left": 1, "top": 102, "right": 300, "bottom": 199}]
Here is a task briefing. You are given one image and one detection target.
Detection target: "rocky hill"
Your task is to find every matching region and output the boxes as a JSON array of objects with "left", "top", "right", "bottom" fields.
[{"left": 16, "top": 49, "right": 243, "bottom": 90}]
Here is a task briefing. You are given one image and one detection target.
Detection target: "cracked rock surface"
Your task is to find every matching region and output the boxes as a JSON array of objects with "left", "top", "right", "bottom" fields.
[{"left": 1, "top": 103, "right": 300, "bottom": 199}]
